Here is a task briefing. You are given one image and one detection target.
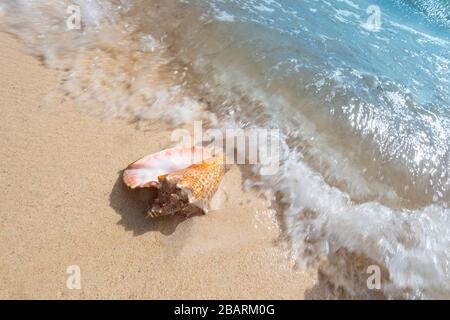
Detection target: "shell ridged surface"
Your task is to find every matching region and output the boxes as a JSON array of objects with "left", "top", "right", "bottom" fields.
[
  {"left": 162, "top": 156, "right": 225, "bottom": 204},
  {"left": 123, "top": 147, "right": 225, "bottom": 217}
]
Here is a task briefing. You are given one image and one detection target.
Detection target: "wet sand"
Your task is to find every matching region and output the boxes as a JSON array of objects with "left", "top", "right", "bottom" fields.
[{"left": 0, "top": 32, "right": 317, "bottom": 299}]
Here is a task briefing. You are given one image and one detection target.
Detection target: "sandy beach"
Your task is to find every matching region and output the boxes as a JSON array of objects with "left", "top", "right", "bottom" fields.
[{"left": 0, "top": 32, "right": 318, "bottom": 299}]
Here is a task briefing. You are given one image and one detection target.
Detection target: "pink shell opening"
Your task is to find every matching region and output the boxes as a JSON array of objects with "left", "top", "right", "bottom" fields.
[{"left": 123, "top": 146, "right": 212, "bottom": 189}]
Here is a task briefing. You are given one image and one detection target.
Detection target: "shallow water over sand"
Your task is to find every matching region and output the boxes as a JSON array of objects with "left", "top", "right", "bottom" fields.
[{"left": 1, "top": 0, "right": 449, "bottom": 298}]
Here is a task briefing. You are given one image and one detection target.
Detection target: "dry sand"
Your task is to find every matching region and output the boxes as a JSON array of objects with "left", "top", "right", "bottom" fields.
[{"left": 0, "top": 32, "right": 318, "bottom": 299}]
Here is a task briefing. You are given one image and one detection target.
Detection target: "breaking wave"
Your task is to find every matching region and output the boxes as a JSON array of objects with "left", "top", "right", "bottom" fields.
[{"left": 1, "top": 0, "right": 449, "bottom": 298}]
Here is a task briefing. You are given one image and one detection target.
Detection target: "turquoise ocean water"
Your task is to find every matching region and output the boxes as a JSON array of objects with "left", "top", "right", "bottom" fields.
[{"left": 1, "top": 0, "right": 449, "bottom": 298}]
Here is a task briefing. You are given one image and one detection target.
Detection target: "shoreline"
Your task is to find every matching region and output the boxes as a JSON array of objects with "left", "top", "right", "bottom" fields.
[{"left": 0, "top": 32, "right": 319, "bottom": 299}]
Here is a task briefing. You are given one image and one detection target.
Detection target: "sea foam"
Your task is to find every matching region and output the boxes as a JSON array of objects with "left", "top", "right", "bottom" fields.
[{"left": 2, "top": 0, "right": 449, "bottom": 299}]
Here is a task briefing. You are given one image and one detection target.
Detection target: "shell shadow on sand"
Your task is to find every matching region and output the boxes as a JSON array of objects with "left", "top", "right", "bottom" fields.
[{"left": 109, "top": 171, "right": 201, "bottom": 236}]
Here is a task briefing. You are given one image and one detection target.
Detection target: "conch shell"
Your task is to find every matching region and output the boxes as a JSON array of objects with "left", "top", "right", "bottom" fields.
[{"left": 123, "top": 147, "right": 225, "bottom": 217}]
